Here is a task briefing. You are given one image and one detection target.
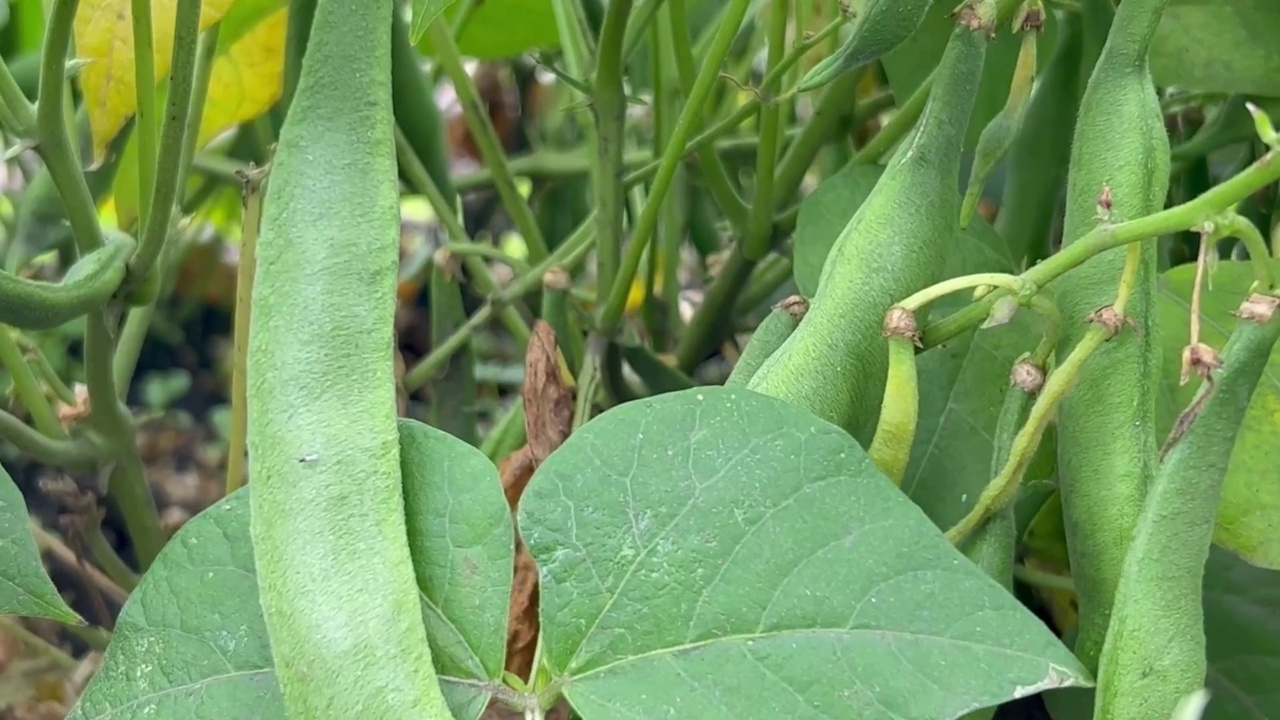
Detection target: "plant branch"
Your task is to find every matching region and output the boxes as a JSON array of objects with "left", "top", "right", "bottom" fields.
[
  {"left": 426, "top": 19, "right": 550, "bottom": 262},
  {"left": 131, "top": 0, "right": 160, "bottom": 230},
  {"left": 0, "top": 409, "right": 99, "bottom": 468},
  {"left": 0, "top": 326, "right": 61, "bottom": 438},
  {"left": 404, "top": 216, "right": 597, "bottom": 390},
  {"left": 591, "top": 0, "right": 633, "bottom": 304},
  {"left": 741, "top": 0, "right": 791, "bottom": 261},
  {"left": 394, "top": 125, "right": 533, "bottom": 347},
  {"left": 922, "top": 148, "right": 1280, "bottom": 348},
  {"left": 38, "top": 0, "right": 104, "bottom": 256},
  {"left": 126, "top": 0, "right": 203, "bottom": 293},
  {"left": 598, "top": 0, "right": 753, "bottom": 337}
]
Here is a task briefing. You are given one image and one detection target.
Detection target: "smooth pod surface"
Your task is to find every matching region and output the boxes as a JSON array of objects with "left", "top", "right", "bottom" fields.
[{"left": 246, "top": 0, "right": 452, "bottom": 716}]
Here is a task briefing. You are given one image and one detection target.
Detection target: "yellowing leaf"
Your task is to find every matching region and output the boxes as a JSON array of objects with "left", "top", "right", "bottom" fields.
[
  {"left": 74, "top": 0, "right": 237, "bottom": 164},
  {"left": 197, "top": 7, "right": 286, "bottom": 147},
  {"left": 112, "top": 7, "right": 286, "bottom": 230}
]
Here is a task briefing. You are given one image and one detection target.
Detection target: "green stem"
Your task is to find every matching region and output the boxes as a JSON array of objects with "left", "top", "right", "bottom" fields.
[
  {"left": 425, "top": 19, "right": 549, "bottom": 262},
  {"left": 131, "top": 0, "right": 160, "bottom": 233},
  {"left": 38, "top": 0, "right": 105, "bottom": 257},
  {"left": 667, "top": 0, "right": 748, "bottom": 234},
  {"left": 922, "top": 147, "right": 1280, "bottom": 347},
  {"left": 126, "top": 0, "right": 203, "bottom": 292},
  {"left": 598, "top": 0, "right": 753, "bottom": 337},
  {"left": 946, "top": 239, "right": 1146, "bottom": 546},
  {"left": 20, "top": 338, "right": 77, "bottom": 406},
  {"left": 591, "top": 0, "right": 632, "bottom": 304},
  {"left": 83, "top": 518, "right": 140, "bottom": 591},
  {"left": 742, "top": 0, "right": 791, "bottom": 261},
  {"left": 393, "top": 125, "right": 533, "bottom": 347},
  {"left": 1212, "top": 212, "right": 1275, "bottom": 291},
  {"left": 0, "top": 326, "right": 60, "bottom": 437},
  {"left": 898, "top": 273, "right": 1032, "bottom": 312},
  {"left": 1013, "top": 564, "right": 1076, "bottom": 593},
  {"left": 404, "top": 216, "right": 597, "bottom": 391},
  {"left": 0, "top": 55, "right": 36, "bottom": 134},
  {"left": 0, "top": 408, "right": 99, "bottom": 468},
  {"left": 85, "top": 312, "right": 163, "bottom": 570},
  {"left": 226, "top": 164, "right": 267, "bottom": 496}
]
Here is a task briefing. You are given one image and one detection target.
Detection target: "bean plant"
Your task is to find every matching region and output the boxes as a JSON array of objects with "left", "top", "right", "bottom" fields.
[{"left": 0, "top": 0, "right": 1277, "bottom": 718}]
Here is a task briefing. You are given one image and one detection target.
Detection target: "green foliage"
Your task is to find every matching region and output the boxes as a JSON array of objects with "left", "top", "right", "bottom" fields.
[{"left": 4, "top": 0, "right": 1280, "bottom": 717}]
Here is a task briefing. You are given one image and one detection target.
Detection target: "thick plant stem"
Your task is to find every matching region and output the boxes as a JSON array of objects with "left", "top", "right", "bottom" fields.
[
  {"left": 591, "top": 0, "right": 631, "bottom": 303},
  {"left": 226, "top": 165, "right": 268, "bottom": 496},
  {"left": 39, "top": 0, "right": 105, "bottom": 257},
  {"left": 597, "top": 0, "right": 753, "bottom": 337},
  {"left": 393, "top": 126, "right": 533, "bottom": 347},
  {"left": 667, "top": 0, "right": 748, "bottom": 234},
  {"left": 86, "top": 313, "right": 163, "bottom": 570},
  {"left": 131, "top": 0, "right": 159, "bottom": 229},
  {"left": 426, "top": 20, "right": 549, "bottom": 262},
  {"left": 921, "top": 146, "right": 1280, "bottom": 348},
  {"left": 742, "top": 0, "right": 792, "bottom": 261},
  {"left": 0, "top": 326, "right": 60, "bottom": 438},
  {"left": 404, "top": 218, "right": 597, "bottom": 390},
  {"left": 126, "top": 0, "right": 204, "bottom": 293}
]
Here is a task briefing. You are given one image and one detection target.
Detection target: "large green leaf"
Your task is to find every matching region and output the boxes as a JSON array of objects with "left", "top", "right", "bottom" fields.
[
  {"left": 881, "top": 0, "right": 1059, "bottom": 150},
  {"left": 399, "top": 418, "right": 514, "bottom": 689},
  {"left": 791, "top": 160, "right": 1052, "bottom": 531},
  {"left": 1152, "top": 0, "right": 1280, "bottom": 98},
  {"left": 1045, "top": 547, "right": 1280, "bottom": 720},
  {"left": 0, "top": 462, "right": 81, "bottom": 623},
  {"left": 1157, "top": 260, "right": 1280, "bottom": 570},
  {"left": 521, "top": 386, "right": 1091, "bottom": 719},
  {"left": 65, "top": 490, "right": 282, "bottom": 719},
  {"left": 417, "top": 0, "right": 558, "bottom": 60},
  {"left": 68, "top": 423, "right": 515, "bottom": 720}
]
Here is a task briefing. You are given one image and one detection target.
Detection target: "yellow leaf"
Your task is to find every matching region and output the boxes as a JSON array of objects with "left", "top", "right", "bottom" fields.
[
  {"left": 74, "top": 0, "right": 237, "bottom": 165},
  {"left": 196, "top": 7, "right": 286, "bottom": 147},
  {"left": 112, "top": 7, "right": 286, "bottom": 230}
]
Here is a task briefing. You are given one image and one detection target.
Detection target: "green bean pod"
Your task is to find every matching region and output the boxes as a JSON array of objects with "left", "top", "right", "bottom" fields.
[
  {"left": 993, "top": 11, "right": 1084, "bottom": 264},
  {"left": 725, "top": 294, "right": 807, "bottom": 387},
  {"left": 748, "top": 4, "right": 992, "bottom": 441},
  {"left": 0, "top": 231, "right": 134, "bottom": 330},
  {"left": 1053, "top": 0, "right": 1171, "bottom": 673},
  {"left": 868, "top": 308, "right": 921, "bottom": 486},
  {"left": 1094, "top": 294, "right": 1280, "bottom": 720},
  {"left": 246, "top": 0, "right": 452, "bottom": 715},
  {"left": 797, "top": 0, "right": 933, "bottom": 92},
  {"left": 961, "top": 19, "right": 1038, "bottom": 229}
]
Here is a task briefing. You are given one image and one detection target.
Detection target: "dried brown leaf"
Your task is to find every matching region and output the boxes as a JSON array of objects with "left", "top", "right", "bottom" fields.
[{"left": 522, "top": 321, "right": 573, "bottom": 464}]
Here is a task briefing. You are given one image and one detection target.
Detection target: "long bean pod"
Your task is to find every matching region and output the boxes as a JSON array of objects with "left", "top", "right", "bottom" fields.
[{"left": 1052, "top": 0, "right": 1171, "bottom": 673}]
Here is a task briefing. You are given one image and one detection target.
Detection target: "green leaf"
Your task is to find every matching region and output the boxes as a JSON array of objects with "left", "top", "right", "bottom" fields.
[
  {"left": 881, "top": 0, "right": 1058, "bottom": 150},
  {"left": 417, "top": 0, "right": 558, "bottom": 60},
  {"left": 1156, "top": 259, "right": 1280, "bottom": 570},
  {"left": 65, "top": 490, "right": 282, "bottom": 720},
  {"left": 1152, "top": 0, "right": 1280, "bottom": 98},
  {"left": 69, "top": 422, "right": 517, "bottom": 720},
  {"left": 792, "top": 160, "right": 1051, "bottom": 531},
  {"left": 0, "top": 462, "right": 81, "bottom": 623},
  {"left": 1044, "top": 547, "right": 1280, "bottom": 720},
  {"left": 521, "top": 386, "right": 1091, "bottom": 719},
  {"left": 410, "top": 0, "right": 458, "bottom": 44},
  {"left": 398, "top": 418, "right": 514, "bottom": 686}
]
